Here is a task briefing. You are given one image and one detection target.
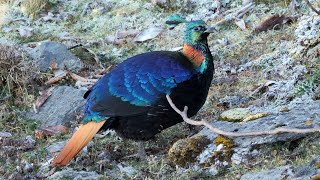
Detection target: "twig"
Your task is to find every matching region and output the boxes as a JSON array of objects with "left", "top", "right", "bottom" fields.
[
  {"left": 214, "top": 2, "right": 255, "bottom": 26},
  {"left": 166, "top": 95, "right": 320, "bottom": 137},
  {"left": 304, "top": 0, "right": 320, "bottom": 15}
]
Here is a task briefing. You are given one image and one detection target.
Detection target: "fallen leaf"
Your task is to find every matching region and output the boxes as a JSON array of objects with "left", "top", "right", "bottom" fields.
[
  {"left": 133, "top": 26, "right": 164, "bottom": 42},
  {"left": 35, "top": 125, "right": 69, "bottom": 139},
  {"left": 33, "top": 86, "right": 56, "bottom": 113},
  {"left": 254, "top": 15, "right": 296, "bottom": 33},
  {"left": 105, "top": 35, "right": 125, "bottom": 45},
  {"left": 250, "top": 80, "right": 277, "bottom": 96},
  {"left": 235, "top": 19, "right": 246, "bottom": 30},
  {"left": 117, "top": 29, "right": 139, "bottom": 39},
  {"left": 17, "top": 26, "right": 33, "bottom": 38}
]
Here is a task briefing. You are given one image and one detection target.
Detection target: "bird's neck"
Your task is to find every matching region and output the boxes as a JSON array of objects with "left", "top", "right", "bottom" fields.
[{"left": 182, "top": 42, "right": 211, "bottom": 70}]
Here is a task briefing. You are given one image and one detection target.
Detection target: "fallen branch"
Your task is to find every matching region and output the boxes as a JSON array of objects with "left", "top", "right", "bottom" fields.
[
  {"left": 214, "top": 2, "right": 255, "bottom": 27},
  {"left": 304, "top": 0, "right": 320, "bottom": 15},
  {"left": 166, "top": 95, "right": 320, "bottom": 137}
]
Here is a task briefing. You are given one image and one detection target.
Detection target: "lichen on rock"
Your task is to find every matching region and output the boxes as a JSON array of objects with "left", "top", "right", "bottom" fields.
[{"left": 168, "top": 136, "right": 210, "bottom": 167}]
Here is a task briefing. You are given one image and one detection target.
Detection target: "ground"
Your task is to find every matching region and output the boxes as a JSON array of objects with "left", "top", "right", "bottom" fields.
[{"left": 0, "top": 0, "right": 319, "bottom": 179}]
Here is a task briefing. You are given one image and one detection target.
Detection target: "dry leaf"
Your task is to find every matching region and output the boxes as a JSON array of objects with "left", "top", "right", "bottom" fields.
[
  {"left": 134, "top": 26, "right": 164, "bottom": 42},
  {"left": 17, "top": 26, "right": 33, "bottom": 38},
  {"left": 35, "top": 125, "right": 69, "bottom": 139},
  {"left": 250, "top": 80, "right": 277, "bottom": 96},
  {"left": 117, "top": 29, "right": 139, "bottom": 39},
  {"left": 235, "top": 19, "right": 246, "bottom": 30},
  {"left": 33, "top": 86, "right": 56, "bottom": 113},
  {"left": 255, "top": 15, "right": 295, "bottom": 33},
  {"left": 105, "top": 35, "right": 125, "bottom": 45}
]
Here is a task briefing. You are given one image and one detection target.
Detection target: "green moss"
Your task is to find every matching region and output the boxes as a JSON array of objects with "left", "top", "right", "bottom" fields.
[
  {"left": 168, "top": 136, "right": 210, "bottom": 167},
  {"left": 315, "top": 162, "right": 320, "bottom": 169}
]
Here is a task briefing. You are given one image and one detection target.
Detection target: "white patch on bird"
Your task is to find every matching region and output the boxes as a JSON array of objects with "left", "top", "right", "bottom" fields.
[{"left": 147, "top": 113, "right": 157, "bottom": 116}]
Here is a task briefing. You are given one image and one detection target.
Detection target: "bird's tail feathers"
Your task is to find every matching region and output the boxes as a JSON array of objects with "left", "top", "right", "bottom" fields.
[{"left": 52, "top": 120, "right": 106, "bottom": 167}]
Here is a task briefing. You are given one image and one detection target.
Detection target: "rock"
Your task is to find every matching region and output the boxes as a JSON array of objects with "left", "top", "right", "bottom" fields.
[
  {"left": 219, "top": 108, "right": 250, "bottom": 122},
  {"left": 241, "top": 157, "right": 320, "bottom": 180},
  {"left": 48, "top": 168, "right": 102, "bottom": 180},
  {"left": 217, "top": 95, "right": 249, "bottom": 109},
  {"left": 23, "top": 162, "right": 34, "bottom": 173},
  {"left": 168, "top": 136, "right": 210, "bottom": 167},
  {"left": 295, "top": 14, "right": 320, "bottom": 47},
  {"left": 240, "top": 166, "right": 294, "bottom": 180},
  {"left": 28, "top": 86, "right": 86, "bottom": 127},
  {"left": 117, "top": 164, "right": 137, "bottom": 177},
  {"left": 29, "top": 41, "right": 82, "bottom": 72},
  {"left": 198, "top": 99, "right": 320, "bottom": 164},
  {"left": 46, "top": 141, "right": 66, "bottom": 153}
]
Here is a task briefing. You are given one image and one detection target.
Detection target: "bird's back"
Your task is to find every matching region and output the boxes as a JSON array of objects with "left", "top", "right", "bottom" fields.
[{"left": 83, "top": 50, "right": 213, "bottom": 140}]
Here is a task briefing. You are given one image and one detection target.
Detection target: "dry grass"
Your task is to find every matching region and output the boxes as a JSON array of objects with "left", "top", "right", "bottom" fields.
[
  {"left": 0, "top": 44, "right": 37, "bottom": 106},
  {"left": 21, "top": 0, "right": 51, "bottom": 19},
  {"left": 0, "top": 3, "right": 9, "bottom": 27}
]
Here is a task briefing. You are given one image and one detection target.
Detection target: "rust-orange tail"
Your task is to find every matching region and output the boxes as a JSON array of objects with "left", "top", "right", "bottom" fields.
[{"left": 52, "top": 120, "right": 106, "bottom": 167}]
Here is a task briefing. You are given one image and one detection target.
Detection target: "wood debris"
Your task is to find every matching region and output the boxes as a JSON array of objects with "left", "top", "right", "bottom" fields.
[
  {"left": 35, "top": 125, "right": 69, "bottom": 140},
  {"left": 255, "top": 15, "right": 296, "bottom": 33},
  {"left": 33, "top": 86, "right": 56, "bottom": 113}
]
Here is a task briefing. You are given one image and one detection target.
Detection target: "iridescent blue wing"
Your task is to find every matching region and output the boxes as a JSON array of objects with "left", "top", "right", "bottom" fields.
[{"left": 83, "top": 51, "right": 195, "bottom": 123}]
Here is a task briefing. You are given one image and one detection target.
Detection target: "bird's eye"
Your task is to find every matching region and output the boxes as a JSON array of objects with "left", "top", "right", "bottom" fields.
[{"left": 193, "top": 27, "right": 200, "bottom": 31}]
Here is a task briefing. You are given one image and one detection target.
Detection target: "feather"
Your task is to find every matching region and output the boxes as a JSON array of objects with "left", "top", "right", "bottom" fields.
[{"left": 52, "top": 120, "right": 106, "bottom": 167}]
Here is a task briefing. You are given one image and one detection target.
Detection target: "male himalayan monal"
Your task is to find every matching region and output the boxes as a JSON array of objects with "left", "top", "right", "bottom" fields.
[{"left": 52, "top": 15, "right": 216, "bottom": 166}]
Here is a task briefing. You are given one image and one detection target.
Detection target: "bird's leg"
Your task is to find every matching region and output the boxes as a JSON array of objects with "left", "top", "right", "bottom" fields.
[{"left": 137, "top": 141, "right": 147, "bottom": 159}]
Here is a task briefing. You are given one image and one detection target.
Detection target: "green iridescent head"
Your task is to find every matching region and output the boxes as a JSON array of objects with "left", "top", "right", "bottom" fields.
[{"left": 166, "top": 14, "right": 216, "bottom": 46}]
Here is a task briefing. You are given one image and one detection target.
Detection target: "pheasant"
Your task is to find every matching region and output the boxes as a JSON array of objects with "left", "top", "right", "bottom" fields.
[{"left": 52, "top": 15, "right": 215, "bottom": 166}]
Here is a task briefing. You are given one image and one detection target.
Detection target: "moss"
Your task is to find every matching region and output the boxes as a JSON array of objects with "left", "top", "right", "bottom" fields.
[
  {"left": 213, "top": 135, "right": 235, "bottom": 162},
  {"left": 219, "top": 108, "right": 250, "bottom": 122},
  {"left": 242, "top": 112, "right": 269, "bottom": 122},
  {"left": 315, "top": 162, "right": 320, "bottom": 169},
  {"left": 168, "top": 136, "right": 210, "bottom": 167}
]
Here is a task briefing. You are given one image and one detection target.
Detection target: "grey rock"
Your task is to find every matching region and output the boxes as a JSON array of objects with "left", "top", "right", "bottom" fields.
[
  {"left": 49, "top": 168, "right": 102, "bottom": 180},
  {"left": 241, "top": 157, "right": 320, "bottom": 180},
  {"left": 117, "top": 164, "right": 137, "bottom": 177},
  {"left": 28, "top": 86, "right": 86, "bottom": 127},
  {"left": 46, "top": 141, "right": 66, "bottom": 153},
  {"left": 30, "top": 41, "right": 82, "bottom": 72},
  {"left": 197, "top": 99, "right": 320, "bottom": 164},
  {"left": 217, "top": 95, "right": 249, "bottom": 108},
  {"left": 240, "top": 166, "right": 294, "bottom": 180},
  {"left": 23, "top": 162, "right": 34, "bottom": 174}
]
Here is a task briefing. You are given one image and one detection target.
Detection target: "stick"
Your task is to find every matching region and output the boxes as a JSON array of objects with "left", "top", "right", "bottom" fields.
[{"left": 166, "top": 95, "right": 320, "bottom": 137}]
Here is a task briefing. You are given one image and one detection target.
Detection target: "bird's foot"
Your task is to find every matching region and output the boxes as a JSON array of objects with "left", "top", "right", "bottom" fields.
[
  {"left": 122, "top": 141, "right": 147, "bottom": 160},
  {"left": 137, "top": 141, "right": 147, "bottom": 159}
]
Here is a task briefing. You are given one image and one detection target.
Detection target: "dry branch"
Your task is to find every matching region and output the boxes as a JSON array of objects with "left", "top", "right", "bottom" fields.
[
  {"left": 213, "top": 2, "right": 255, "bottom": 27},
  {"left": 166, "top": 95, "right": 320, "bottom": 137}
]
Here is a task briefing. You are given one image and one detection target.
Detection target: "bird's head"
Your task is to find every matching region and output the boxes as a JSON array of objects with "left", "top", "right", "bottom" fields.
[
  {"left": 184, "top": 20, "right": 215, "bottom": 45},
  {"left": 166, "top": 15, "right": 216, "bottom": 46}
]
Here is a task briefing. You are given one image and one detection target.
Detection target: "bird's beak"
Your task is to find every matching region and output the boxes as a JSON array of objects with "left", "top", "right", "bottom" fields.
[{"left": 205, "top": 26, "right": 217, "bottom": 33}]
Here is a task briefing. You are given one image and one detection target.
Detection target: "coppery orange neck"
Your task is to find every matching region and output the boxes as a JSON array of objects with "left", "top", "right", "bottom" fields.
[{"left": 182, "top": 42, "right": 205, "bottom": 67}]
